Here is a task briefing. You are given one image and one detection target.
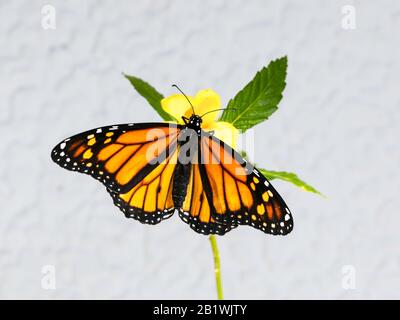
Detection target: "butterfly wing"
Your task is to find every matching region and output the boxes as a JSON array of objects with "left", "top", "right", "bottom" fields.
[
  {"left": 198, "top": 131, "right": 293, "bottom": 235},
  {"left": 178, "top": 161, "right": 238, "bottom": 235},
  {"left": 51, "top": 123, "right": 182, "bottom": 224},
  {"left": 170, "top": 128, "right": 236, "bottom": 235}
]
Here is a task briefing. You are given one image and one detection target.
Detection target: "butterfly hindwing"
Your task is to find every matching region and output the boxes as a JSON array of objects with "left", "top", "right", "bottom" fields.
[
  {"left": 165, "top": 128, "right": 235, "bottom": 235},
  {"left": 107, "top": 144, "right": 179, "bottom": 224},
  {"left": 198, "top": 132, "right": 293, "bottom": 235},
  {"left": 178, "top": 155, "right": 238, "bottom": 235},
  {"left": 51, "top": 123, "right": 182, "bottom": 224}
]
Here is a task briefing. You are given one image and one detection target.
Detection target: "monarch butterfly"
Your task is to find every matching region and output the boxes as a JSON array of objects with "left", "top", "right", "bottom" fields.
[{"left": 51, "top": 87, "right": 293, "bottom": 236}]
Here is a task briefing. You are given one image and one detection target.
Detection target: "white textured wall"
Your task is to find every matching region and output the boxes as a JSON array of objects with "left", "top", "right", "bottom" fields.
[{"left": 1, "top": 0, "right": 399, "bottom": 299}]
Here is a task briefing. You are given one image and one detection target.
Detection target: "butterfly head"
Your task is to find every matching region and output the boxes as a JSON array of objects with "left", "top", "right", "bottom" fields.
[{"left": 186, "top": 114, "right": 203, "bottom": 130}]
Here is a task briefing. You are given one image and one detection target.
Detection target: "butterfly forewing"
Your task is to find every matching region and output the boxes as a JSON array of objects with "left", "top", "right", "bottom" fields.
[{"left": 51, "top": 123, "right": 182, "bottom": 224}]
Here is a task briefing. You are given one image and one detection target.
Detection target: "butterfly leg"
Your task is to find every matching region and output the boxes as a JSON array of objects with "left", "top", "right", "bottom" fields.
[{"left": 182, "top": 116, "right": 189, "bottom": 124}]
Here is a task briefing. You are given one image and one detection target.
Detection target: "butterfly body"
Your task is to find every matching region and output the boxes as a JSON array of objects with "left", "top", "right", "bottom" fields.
[
  {"left": 172, "top": 116, "right": 204, "bottom": 208},
  {"left": 172, "top": 160, "right": 191, "bottom": 208},
  {"left": 52, "top": 116, "right": 293, "bottom": 236}
]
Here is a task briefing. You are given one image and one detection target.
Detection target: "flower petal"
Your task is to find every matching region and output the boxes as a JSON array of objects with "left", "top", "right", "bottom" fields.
[
  {"left": 161, "top": 94, "right": 194, "bottom": 124},
  {"left": 204, "top": 121, "right": 239, "bottom": 149},
  {"left": 193, "top": 89, "right": 221, "bottom": 126}
]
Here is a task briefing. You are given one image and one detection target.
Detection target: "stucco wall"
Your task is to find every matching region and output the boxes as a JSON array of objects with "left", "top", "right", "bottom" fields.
[{"left": 0, "top": 0, "right": 399, "bottom": 299}]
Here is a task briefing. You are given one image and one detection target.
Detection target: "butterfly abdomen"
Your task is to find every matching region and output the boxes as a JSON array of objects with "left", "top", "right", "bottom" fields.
[{"left": 172, "top": 163, "right": 191, "bottom": 208}]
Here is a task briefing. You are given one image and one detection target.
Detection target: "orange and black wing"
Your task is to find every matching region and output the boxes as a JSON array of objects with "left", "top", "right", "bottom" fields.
[
  {"left": 51, "top": 123, "right": 181, "bottom": 224},
  {"left": 197, "top": 132, "right": 293, "bottom": 235},
  {"left": 168, "top": 128, "right": 235, "bottom": 235},
  {"left": 178, "top": 152, "right": 238, "bottom": 235}
]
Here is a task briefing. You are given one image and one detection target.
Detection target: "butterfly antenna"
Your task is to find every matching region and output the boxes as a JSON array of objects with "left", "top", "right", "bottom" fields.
[
  {"left": 172, "top": 84, "right": 196, "bottom": 115},
  {"left": 200, "top": 108, "right": 237, "bottom": 118}
]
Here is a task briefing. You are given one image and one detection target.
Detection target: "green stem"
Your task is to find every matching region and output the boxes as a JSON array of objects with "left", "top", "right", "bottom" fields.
[{"left": 209, "top": 235, "right": 223, "bottom": 300}]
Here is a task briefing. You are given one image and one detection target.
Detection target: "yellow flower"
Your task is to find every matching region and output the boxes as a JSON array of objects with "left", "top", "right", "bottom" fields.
[{"left": 161, "top": 89, "right": 239, "bottom": 148}]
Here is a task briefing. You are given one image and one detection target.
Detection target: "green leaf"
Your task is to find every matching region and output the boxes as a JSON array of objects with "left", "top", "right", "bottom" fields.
[
  {"left": 219, "top": 56, "right": 287, "bottom": 131},
  {"left": 123, "top": 74, "right": 175, "bottom": 122},
  {"left": 259, "top": 169, "right": 324, "bottom": 196}
]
